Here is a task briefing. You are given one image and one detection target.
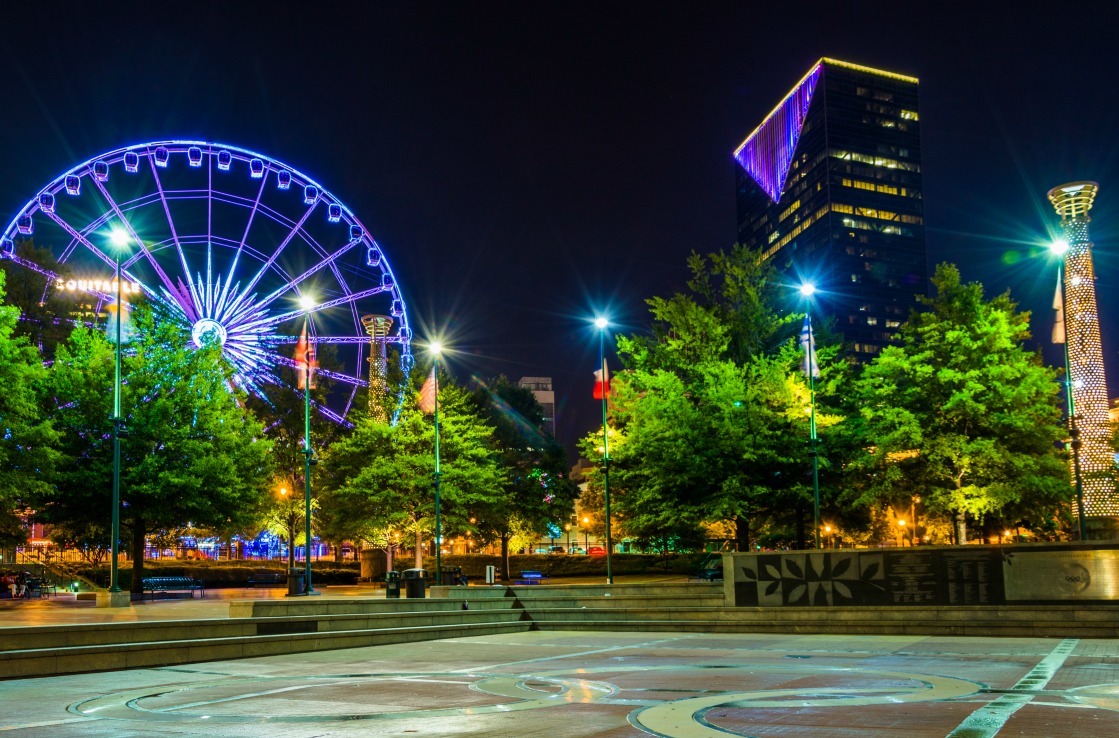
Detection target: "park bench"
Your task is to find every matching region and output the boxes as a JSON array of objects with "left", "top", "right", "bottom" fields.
[
  {"left": 140, "top": 576, "right": 205, "bottom": 601},
  {"left": 246, "top": 570, "right": 286, "bottom": 587},
  {"left": 24, "top": 577, "right": 58, "bottom": 597},
  {"left": 514, "top": 570, "right": 549, "bottom": 585}
]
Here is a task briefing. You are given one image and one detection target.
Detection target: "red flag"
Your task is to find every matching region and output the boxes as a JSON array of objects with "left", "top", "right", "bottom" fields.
[
  {"left": 593, "top": 361, "right": 610, "bottom": 400},
  {"left": 296, "top": 324, "right": 317, "bottom": 389},
  {"left": 419, "top": 368, "right": 437, "bottom": 414}
]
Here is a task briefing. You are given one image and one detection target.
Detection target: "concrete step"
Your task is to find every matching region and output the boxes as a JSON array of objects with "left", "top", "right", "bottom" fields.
[
  {"left": 229, "top": 596, "right": 518, "bottom": 618},
  {"left": 1, "top": 618, "right": 531, "bottom": 679},
  {"left": 0, "top": 603, "right": 525, "bottom": 651}
]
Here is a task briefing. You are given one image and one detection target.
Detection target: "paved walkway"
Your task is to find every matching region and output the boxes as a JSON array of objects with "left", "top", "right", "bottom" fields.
[{"left": 2, "top": 629, "right": 1118, "bottom": 736}]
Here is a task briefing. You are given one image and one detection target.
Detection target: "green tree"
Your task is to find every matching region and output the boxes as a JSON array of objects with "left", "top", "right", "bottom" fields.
[
  {"left": 0, "top": 270, "right": 62, "bottom": 552},
  {"left": 852, "top": 263, "right": 1069, "bottom": 542},
  {"left": 319, "top": 368, "right": 505, "bottom": 571},
  {"left": 584, "top": 245, "right": 842, "bottom": 551},
  {"left": 472, "top": 376, "right": 576, "bottom": 579},
  {"left": 41, "top": 308, "right": 274, "bottom": 591}
]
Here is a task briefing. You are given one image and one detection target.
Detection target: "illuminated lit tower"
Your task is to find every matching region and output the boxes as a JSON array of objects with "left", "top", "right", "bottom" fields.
[
  {"left": 1048, "top": 181, "right": 1117, "bottom": 526},
  {"left": 734, "top": 58, "right": 927, "bottom": 358},
  {"left": 362, "top": 314, "right": 393, "bottom": 422}
]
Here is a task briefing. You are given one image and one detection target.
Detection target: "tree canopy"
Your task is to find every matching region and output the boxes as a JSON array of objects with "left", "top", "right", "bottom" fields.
[{"left": 852, "top": 263, "right": 1069, "bottom": 542}]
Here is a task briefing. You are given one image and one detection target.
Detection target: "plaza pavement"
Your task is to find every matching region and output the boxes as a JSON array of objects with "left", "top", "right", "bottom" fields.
[{"left": 2, "top": 590, "right": 1119, "bottom": 737}]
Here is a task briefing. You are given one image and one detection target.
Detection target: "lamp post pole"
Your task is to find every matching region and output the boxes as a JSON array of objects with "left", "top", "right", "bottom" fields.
[
  {"left": 109, "top": 234, "right": 125, "bottom": 595},
  {"left": 799, "top": 285, "right": 821, "bottom": 549},
  {"left": 596, "top": 318, "right": 613, "bottom": 584},
  {"left": 432, "top": 346, "right": 443, "bottom": 586},
  {"left": 1051, "top": 250, "right": 1088, "bottom": 540}
]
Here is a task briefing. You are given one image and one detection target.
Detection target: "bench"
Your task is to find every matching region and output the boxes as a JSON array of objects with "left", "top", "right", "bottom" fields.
[
  {"left": 140, "top": 576, "right": 205, "bottom": 600},
  {"left": 246, "top": 570, "right": 286, "bottom": 587},
  {"left": 25, "top": 578, "right": 58, "bottom": 597},
  {"left": 514, "top": 570, "right": 549, "bottom": 585}
]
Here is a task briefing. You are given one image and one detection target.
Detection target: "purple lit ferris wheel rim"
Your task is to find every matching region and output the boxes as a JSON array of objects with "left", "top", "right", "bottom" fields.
[{"left": 0, "top": 140, "right": 414, "bottom": 426}]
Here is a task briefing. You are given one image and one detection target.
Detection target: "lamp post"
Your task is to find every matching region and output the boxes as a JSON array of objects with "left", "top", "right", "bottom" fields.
[
  {"left": 565, "top": 523, "right": 571, "bottom": 552},
  {"left": 897, "top": 519, "right": 907, "bottom": 547},
  {"left": 298, "top": 294, "right": 317, "bottom": 595},
  {"left": 595, "top": 316, "right": 614, "bottom": 584},
  {"left": 1049, "top": 240, "right": 1088, "bottom": 540},
  {"left": 430, "top": 342, "right": 443, "bottom": 586},
  {"left": 799, "top": 284, "right": 822, "bottom": 549},
  {"left": 583, "top": 516, "right": 590, "bottom": 554},
  {"left": 108, "top": 229, "right": 129, "bottom": 599}
]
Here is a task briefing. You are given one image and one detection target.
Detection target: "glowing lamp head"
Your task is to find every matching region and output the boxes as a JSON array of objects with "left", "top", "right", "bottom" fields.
[
  {"left": 298, "top": 294, "right": 315, "bottom": 311},
  {"left": 594, "top": 316, "right": 609, "bottom": 330},
  {"left": 109, "top": 228, "right": 130, "bottom": 249},
  {"left": 429, "top": 341, "right": 443, "bottom": 356},
  {"left": 799, "top": 283, "right": 817, "bottom": 298},
  {"left": 1049, "top": 240, "right": 1070, "bottom": 256}
]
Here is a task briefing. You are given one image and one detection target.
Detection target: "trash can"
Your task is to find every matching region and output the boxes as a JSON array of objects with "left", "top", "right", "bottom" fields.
[
  {"left": 403, "top": 568, "right": 426, "bottom": 598},
  {"left": 287, "top": 568, "right": 305, "bottom": 596},
  {"left": 440, "top": 565, "right": 463, "bottom": 586},
  {"left": 385, "top": 570, "right": 401, "bottom": 599}
]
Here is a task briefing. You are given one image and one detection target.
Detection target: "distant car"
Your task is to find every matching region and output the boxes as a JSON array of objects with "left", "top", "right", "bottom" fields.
[
  {"left": 588, "top": 546, "right": 606, "bottom": 556},
  {"left": 568, "top": 547, "right": 585, "bottom": 555},
  {"left": 547, "top": 546, "right": 565, "bottom": 554}
]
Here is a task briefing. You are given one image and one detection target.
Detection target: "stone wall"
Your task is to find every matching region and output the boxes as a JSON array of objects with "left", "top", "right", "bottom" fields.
[{"left": 722, "top": 543, "right": 1119, "bottom": 607}]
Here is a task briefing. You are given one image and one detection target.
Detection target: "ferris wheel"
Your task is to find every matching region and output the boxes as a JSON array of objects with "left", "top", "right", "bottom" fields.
[{"left": 0, "top": 140, "right": 413, "bottom": 425}]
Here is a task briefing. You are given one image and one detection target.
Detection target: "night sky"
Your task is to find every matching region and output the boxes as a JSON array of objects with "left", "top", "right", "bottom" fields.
[{"left": 3, "top": 2, "right": 1118, "bottom": 454}]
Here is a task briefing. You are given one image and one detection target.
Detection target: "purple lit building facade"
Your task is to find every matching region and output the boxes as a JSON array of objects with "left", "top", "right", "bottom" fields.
[{"left": 735, "top": 59, "right": 927, "bottom": 357}]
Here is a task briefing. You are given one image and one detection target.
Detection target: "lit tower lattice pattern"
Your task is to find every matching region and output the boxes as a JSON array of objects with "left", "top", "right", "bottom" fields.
[
  {"left": 362, "top": 315, "right": 393, "bottom": 422},
  {"left": 1048, "top": 181, "right": 1116, "bottom": 516}
]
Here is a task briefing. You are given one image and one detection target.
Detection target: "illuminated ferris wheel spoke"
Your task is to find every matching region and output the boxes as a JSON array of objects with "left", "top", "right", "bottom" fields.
[
  {"left": 233, "top": 199, "right": 319, "bottom": 302},
  {"left": 89, "top": 177, "right": 180, "bottom": 301},
  {"left": 147, "top": 161, "right": 206, "bottom": 318},
  {"left": 40, "top": 210, "right": 117, "bottom": 271},
  {"left": 253, "top": 239, "right": 363, "bottom": 315},
  {"left": 236, "top": 284, "right": 389, "bottom": 335},
  {"left": 272, "top": 354, "right": 369, "bottom": 388},
  {"left": 213, "top": 173, "right": 269, "bottom": 322}
]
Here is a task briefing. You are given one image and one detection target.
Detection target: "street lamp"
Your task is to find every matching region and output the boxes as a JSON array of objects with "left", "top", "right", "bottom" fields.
[
  {"left": 583, "top": 516, "right": 590, "bottom": 554},
  {"left": 430, "top": 341, "right": 443, "bottom": 586},
  {"left": 565, "top": 523, "right": 571, "bottom": 552},
  {"left": 1049, "top": 239, "right": 1088, "bottom": 540},
  {"left": 897, "top": 519, "right": 907, "bottom": 546},
  {"left": 107, "top": 228, "right": 130, "bottom": 601},
  {"left": 594, "top": 316, "right": 614, "bottom": 584},
  {"left": 798, "top": 283, "right": 821, "bottom": 549},
  {"left": 299, "top": 294, "right": 317, "bottom": 595}
]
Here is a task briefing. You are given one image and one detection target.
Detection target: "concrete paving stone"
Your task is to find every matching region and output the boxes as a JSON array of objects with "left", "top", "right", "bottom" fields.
[{"left": 3, "top": 627, "right": 1119, "bottom": 736}]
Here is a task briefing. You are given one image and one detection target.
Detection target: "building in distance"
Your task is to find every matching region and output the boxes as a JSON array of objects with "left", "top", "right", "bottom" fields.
[
  {"left": 518, "top": 376, "right": 555, "bottom": 437},
  {"left": 734, "top": 58, "right": 927, "bottom": 358}
]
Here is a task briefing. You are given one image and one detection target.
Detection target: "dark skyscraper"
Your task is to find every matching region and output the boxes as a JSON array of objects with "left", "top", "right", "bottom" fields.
[{"left": 735, "top": 58, "right": 927, "bottom": 357}]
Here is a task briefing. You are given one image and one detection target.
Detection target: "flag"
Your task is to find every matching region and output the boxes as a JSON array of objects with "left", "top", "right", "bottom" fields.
[
  {"left": 800, "top": 315, "right": 819, "bottom": 378},
  {"left": 1052, "top": 280, "right": 1066, "bottom": 344},
  {"left": 419, "top": 368, "right": 437, "bottom": 414},
  {"left": 296, "top": 324, "right": 317, "bottom": 389},
  {"left": 593, "top": 360, "right": 610, "bottom": 400}
]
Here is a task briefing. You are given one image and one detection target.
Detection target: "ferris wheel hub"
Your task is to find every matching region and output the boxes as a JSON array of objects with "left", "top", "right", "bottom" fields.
[{"left": 192, "top": 318, "right": 228, "bottom": 347}]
